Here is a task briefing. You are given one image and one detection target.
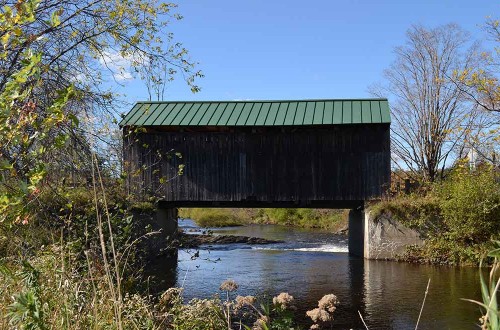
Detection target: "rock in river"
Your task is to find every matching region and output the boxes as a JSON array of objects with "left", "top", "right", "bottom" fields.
[{"left": 178, "top": 232, "right": 282, "bottom": 248}]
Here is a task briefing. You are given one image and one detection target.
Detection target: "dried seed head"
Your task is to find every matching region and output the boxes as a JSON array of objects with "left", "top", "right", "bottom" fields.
[
  {"left": 219, "top": 279, "right": 239, "bottom": 292},
  {"left": 318, "top": 294, "right": 339, "bottom": 313},
  {"left": 272, "top": 292, "right": 294, "bottom": 309},
  {"left": 306, "top": 307, "right": 332, "bottom": 323},
  {"left": 235, "top": 295, "right": 256, "bottom": 309},
  {"left": 159, "top": 287, "right": 183, "bottom": 310},
  {"left": 252, "top": 315, "right": 269, "bottom": 330}
]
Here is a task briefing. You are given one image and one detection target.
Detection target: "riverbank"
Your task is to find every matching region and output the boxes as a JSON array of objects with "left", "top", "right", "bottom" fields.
[
  {"left": 370, "top": 166, "right": 500, "bottom": 266},
  {"left": 179, "top": 208, "right": 349, "bottom": 232}
]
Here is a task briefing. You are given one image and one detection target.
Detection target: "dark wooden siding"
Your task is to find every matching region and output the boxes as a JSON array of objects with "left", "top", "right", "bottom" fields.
[{"left": 123, "top": 125, "right": 390, "bottom": 207}]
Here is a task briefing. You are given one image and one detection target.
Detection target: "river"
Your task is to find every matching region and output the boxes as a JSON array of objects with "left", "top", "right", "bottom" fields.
[{"left": 148, "top": 219, "right": 483, "bottom": 330}]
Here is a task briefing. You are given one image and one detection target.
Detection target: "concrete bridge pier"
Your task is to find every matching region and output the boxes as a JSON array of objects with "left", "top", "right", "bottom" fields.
[
  {"left": 348, "top": 207, "right": 425, "bottom": 259},
  {"left": 131, "top": 204, "right": 178, "bottom": 258},
  {"left": 149, "top": 205, "right": 178, "bottom": 256},
  {"left": 348, "top": 208, "right": 365, "bottom": 257},
  {"left": 155, "top": 206, "right": 178, "bottom": 238}
]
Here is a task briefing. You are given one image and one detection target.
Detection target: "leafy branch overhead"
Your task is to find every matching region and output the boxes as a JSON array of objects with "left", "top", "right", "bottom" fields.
[
  {"left": 0, "top": 0, "right": 201, "bottom": 92},
  {"left": 0, "top": 0, "right": 202, "bottom": 224},
  {"left": 1, "top": 0, "right": 202, "bottom": 180},
  {"left": 0, "top": 0, "right": 74, "bottom": 224}
]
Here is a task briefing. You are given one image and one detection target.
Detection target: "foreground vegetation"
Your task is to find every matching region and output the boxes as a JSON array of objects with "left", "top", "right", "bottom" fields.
[
  {"left": 372, "top": 164, "right": 500, "bottom": 265},
  {"left": 179, "top": 208, "right": 348, "bottom": 232},
  {"left": 0, "top": 241, "right": 339, "bottom": 330},
  {"left": 0, "top": 189, "right": 340, "bottom": 329}
]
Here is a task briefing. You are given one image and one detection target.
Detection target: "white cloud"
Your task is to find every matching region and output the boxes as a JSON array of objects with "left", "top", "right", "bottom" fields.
[
  {"left": 113, "top": 70, "right": 133, "bottom": 81},
  {"left": 98, "top": 50, "right": 142, "bottom": 82}
]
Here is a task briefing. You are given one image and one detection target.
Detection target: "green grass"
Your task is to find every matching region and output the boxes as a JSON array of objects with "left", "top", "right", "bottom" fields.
[
  {"left": 179, "top": 208, "right": 249, "bottom": 227},
  {"left": 179, "top": 208, "right": 348, "bottom": 231},
  {"left": 257, "top": 208, "right": 348, "bottom": 231}
]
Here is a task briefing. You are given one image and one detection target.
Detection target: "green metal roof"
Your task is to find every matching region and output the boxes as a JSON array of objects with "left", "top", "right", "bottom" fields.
[{"left": 119, "top": 99, "right": 390, "bottom": 127}]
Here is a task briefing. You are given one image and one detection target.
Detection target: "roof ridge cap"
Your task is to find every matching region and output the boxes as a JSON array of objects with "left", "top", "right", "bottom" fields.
[{"left": 134, "top": 98, "right": 388, "bottom": 104}]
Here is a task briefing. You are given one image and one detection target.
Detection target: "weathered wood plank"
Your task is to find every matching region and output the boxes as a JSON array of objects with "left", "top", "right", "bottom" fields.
[{"left": 123, "top": 125, "right": 390, "bottom": 206}]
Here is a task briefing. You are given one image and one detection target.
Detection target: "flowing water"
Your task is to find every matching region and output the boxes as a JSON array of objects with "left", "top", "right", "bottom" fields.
[{"left": 149, "top": 219, "right": 483, "bottom": 330}]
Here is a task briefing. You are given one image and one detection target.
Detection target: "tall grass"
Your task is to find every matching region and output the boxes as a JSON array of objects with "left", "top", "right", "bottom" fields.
[
  {"left": 92, "top": 153, "right": 123, "bottom": 328},
  {"left": 464, "top": 242, "right": 500, "bottom": 329},
  {"left": 0, "top": 154, "right": 162, "bottom": 329}
]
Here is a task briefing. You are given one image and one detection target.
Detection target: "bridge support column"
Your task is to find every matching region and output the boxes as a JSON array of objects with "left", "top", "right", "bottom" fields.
[
  {"left": 348, "top": 208, "right": 365, "bottom": 257},
  {"left": 130, "top": 205, "right": 178, "bottom": 258},
  {"left": 149, "top": 206, "right": 178, "bottom": 256},
  {"left": 155, "top": 206, "right": 178, "bottom": 238}
]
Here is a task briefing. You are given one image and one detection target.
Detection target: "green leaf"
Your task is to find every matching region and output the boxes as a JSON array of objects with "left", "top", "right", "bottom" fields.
[
  {"left": 0, "top": 159, "right": 13, "bottom": 170},
  {"left": 68, "top": 113, "right": 79, "bottom": 126},
  {"left": 51, "top": 11, "right": 60, "bottom": 27}
]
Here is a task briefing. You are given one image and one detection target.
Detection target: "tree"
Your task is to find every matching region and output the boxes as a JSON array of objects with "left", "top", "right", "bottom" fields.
[
  {"left": 455, "top": 17, "right": 500, "bottom": 113},
  {"left": 374, "top": 24, "right": 483, "bottom": 182},
  {"left": 0, "top": 0, "right": 202, "bottom": 182},
  {"left": 0, "top": 0, "right": 74, "bottom": 223},
  {"left": 0, "top": 0, "right": 202, "bottom": 223}
]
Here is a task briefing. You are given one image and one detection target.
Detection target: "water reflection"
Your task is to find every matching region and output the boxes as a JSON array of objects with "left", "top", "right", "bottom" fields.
[{"left": 362, "top": 261, "right": 481, "bottom": 330}]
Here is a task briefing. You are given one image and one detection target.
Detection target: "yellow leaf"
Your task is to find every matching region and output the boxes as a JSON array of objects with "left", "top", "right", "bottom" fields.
[{"left": 1, "top": 32, "right": 10, "bottom": 46}]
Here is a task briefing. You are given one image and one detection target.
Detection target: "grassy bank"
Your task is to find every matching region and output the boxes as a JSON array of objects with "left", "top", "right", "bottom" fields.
[
  {"left": 179, "top": 208, "right": 255, "bottom": 227},
  {"left": 179, "top": 208, "right": 349, "bottom": 232},
  {"left": 371, "top": 165, "right": 500, "bottom": 265}
]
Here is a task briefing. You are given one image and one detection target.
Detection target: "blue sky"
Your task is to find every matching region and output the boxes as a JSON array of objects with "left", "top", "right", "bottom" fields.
[{"left": 113, "top": 0, "right": 499, "bottom": 114}]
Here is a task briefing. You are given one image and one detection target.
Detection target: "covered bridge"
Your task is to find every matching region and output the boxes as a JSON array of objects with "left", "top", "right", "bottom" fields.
[{"left": 120, "top": 99, "right": 391, "bottom": 209}]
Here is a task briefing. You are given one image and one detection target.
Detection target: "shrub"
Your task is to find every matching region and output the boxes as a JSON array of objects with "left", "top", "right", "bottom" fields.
[{"left": 434, "top": 166, "right": 500, "bottom": 245}]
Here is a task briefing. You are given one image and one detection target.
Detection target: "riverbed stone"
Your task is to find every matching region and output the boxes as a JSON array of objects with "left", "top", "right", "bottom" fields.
[{"left": 178, "top": 233, "right": 282, "bottom": 248}]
